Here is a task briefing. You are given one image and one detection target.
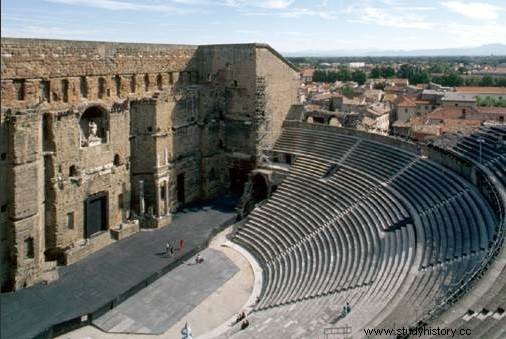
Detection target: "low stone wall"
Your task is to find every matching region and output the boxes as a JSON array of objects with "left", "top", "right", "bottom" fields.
[{"left": 284, "top": 120, "right": 419, "bottom": 154}]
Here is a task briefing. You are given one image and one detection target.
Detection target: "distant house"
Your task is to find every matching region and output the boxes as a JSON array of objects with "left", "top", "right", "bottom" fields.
[
  {"left": 394, "top": 96, "right": 417, "bottom": 121},
  {"left": 389, "top": 78, "right": 409, "bottom": 87},
  {"left": 349, "top": 62, "right": 365, "bottom": 68},
  {"left": 421, "top": 89, "right": 445, "bottom": 105},
  {"left": 471, "top": 68, "right": 506, "bottom": 77},
  {"left": 300, "top": 68, "right": 315, "bottom": 84},
  {"left": 455, "top": 87, "right": 506, "bottom": 100},
  {"left": 415, "top": 100, "right": 436, "bottom": 115},
  {"left": 476, "top": 107, "right": 506, "bottom": 124},
  {"left": 392, "top": 105, "right": 504, "bottom": 141},
  {"left": 441, "top": 92, "right": 476, "bottom": 108}
]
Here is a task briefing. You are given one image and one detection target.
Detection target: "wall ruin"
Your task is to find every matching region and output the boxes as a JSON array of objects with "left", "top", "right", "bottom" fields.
[{"left": 0, "top": 38, "right": 299, "bottom": 291}]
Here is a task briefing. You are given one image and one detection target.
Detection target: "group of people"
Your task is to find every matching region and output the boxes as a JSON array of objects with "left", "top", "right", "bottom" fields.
[
  {"left": 342, "top": 301, "right": 352, "bottom": 317},
  {"left": 235, "top": 311, "right": 249, "bottom": 330},
  {"left": 166, "top": 239, "right": 185, "bottom": 257}
]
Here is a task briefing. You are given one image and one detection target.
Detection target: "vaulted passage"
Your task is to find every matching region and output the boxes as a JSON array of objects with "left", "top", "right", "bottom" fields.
[{"left": 251, "top": 174, "right": 268, "bottom": 203}]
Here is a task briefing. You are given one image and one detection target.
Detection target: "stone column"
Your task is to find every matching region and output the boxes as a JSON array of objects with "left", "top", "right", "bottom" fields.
[
  {"left": 164, "top": 180, "right": 170, "bottom": 215},
  {"left": 155, "top": 183, "right": 161, "bottom": 218},
  {"left": 138, "top": 180, "right": 145, "bottom": 215}
]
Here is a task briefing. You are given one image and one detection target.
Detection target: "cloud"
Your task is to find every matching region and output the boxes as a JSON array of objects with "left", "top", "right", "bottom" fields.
[
  {"left": 441, "top": 1, "right": 502, "bottom": 20},
  {"left": 45, "top": 0, "right": 192, "bottom": 14},
  {"left": 280, "top": 7, "right": 336, "bottom": 19},
  {"left": 1, "top": 24, "right": 102, "bottom": 39},
  {"left": 223, "top": 0, "right": 294, "bottom": 9},
  {"left": 354, "top": 7, "right": 435, "bottom": 29},
  {"left": 446, "top": 22, "right": 506, "bottom": 44}
]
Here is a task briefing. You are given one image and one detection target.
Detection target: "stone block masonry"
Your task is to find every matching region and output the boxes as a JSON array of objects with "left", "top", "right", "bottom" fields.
[{"left": 0, "top": 37, "right": 299, "bottom": 291}]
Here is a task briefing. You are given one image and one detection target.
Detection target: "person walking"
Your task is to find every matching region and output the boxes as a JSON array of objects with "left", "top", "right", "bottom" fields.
[{"left": 165, "top": 241, "right": 171, "bottom": 256}]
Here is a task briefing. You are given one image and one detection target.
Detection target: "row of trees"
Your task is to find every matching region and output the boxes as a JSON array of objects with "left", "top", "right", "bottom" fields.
[
  {"left": 476, "top": 96, "right": 506, "bottom": 107},
  {"left": 313, "top": 69, "right": 367, "bottom": 85},
  {"left": 313, "top": 65, "right": 506, "bottom": 88}
]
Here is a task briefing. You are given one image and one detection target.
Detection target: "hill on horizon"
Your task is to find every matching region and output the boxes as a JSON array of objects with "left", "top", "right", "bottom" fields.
[{"left": 283, "top": 44, "right": 506, "bottom": 57}]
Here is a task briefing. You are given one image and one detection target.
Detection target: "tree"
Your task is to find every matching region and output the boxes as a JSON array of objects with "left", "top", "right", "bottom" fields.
[
  {"left": 373, "top": 82, "right": 387, "bottom": 90},
  {"left": 397, "top": 64, "right": 412, "bottom": 79},
  {"left": 444, "top": 72, "right": 464, "bottom": 87},
  {"left": 382, "top": 66, "right": 395, "bottom": 78},
  {"left": 370, "top": 67, "right": 381, "bottom": 79},
  {"left": 341, "top": 86, "right": 355, "bottom": 98},
  {"left": 409, "top": 71, "right": 430, "bottom": 85},
  {"left": 352, "top": 70, "right": 367, "bottom": 85},
  {"left": 480, "top": 75, "right": 494, "bottom": 86},
  {"left": 495, "top": 77, "right": 506, "bottom": 86}
]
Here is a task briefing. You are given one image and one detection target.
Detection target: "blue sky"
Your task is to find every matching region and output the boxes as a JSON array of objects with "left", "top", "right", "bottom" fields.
[{"left": 2, "top": 0, "right": 506, "bottom": 52}]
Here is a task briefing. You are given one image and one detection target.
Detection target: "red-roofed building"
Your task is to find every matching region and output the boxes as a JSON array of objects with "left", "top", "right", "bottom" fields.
[{"left": 300, "top": 68, "right": 315, "bottom": 84}]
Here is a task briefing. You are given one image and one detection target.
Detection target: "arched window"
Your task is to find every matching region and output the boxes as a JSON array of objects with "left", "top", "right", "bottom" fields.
[
  {"left": 156, "top": 74, "right": 163, "bottom": 90},
  {"left": 24, "top": 237, "right": 34, "bottom": 259},
  {"left": 61, "top": 79, "right": 69, "bottom": 102},
  {"left": 144, "top": 74, "right": 150, "bottom": 92},
  {"left": 114, "top": 75, "right": 121, "bottom": 97},
  {"left": 114, "top": 154, "right": 121, "bottom": 166},
  {"left": 130, "top": 75, "right": 136, "bottom": 93},
  {"left": 80, "top": 106, "right": 108, "bottom": 147},
  {"left": 69, "top": 165, "right": 77, "bottom": 177},
  {"left": 98, "top": 77, "right": 106, "bottom": 99}
]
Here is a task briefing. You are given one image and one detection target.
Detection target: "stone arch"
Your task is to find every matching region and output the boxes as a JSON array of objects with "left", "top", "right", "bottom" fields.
[
  {"left": 80, "top": 105, "right": 109, "bottom": 147},
  {"left": 329, "top": 117, "right": 341, "bottom": 126},
  {"left": 306, "top": 116, "right": 314, "bottom": 123}
]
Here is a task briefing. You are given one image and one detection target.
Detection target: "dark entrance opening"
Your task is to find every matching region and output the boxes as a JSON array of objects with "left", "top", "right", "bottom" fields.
[
  {"left": 85, "top": 192, "right": 108, "bottom": 238},
  {"left": 229, "top": 168, "right": 248, "bottom": 196},
  {"left": 177, "top": 173, "right": 185, "bottom": 204},
  {"left": 252, "top": 174, "right": 268, "bottom": 203},
  {"left": 313, "top": 116, "right": 325, "bottom": 124}
]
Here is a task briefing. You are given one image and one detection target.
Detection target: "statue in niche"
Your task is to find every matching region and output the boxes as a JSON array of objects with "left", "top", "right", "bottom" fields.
[{"left": 86, "top": 120, "right": 101, "bottom": 146}]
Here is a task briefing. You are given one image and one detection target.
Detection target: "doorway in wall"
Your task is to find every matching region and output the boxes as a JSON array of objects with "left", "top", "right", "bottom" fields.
[
  {"left": 85, "top": 192, "right": 108, "bottom": 238},
  {"left": 229, "top": 168, "right": 248, "bottom": 196}
]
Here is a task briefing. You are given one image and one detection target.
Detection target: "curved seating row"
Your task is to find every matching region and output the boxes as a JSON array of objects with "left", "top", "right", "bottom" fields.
[
  {"left": 451, "top": 126, "right": 506, "bottom": 189},
  {"left": 229, "top": 125, "right": 499, "bottom": 338}
]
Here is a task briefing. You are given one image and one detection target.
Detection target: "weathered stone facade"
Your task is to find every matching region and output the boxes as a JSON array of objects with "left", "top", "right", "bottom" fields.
[{"left": 0, "top": 38, "right": 299, "bottom": 291}]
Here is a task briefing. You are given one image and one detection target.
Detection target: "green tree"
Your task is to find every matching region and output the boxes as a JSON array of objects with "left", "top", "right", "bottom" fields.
[
  {"left": 341, "top": 86, "right": 355, "bottom": 98},
  {"left": 352, "top": 70, "right": 367, "bottom": 85},
  {"left": 382, "top": 67, "right": 396, "bottom": 78},
  {"left": 370, "top": 67, "right": 381, "bottom": 79},
  {"left": 495, "top": 77, "right": 506, "bottom": 86},
  {"left": 397, "top": 64, "right": 412, "bottom": 79},
  {"left": 373, "top": 82, "right": 387, "bottom": 90},
  {"left": 480, "top": 75, "right": 494, "bottom": 86},
  {"left": 409, "top": 71, "right": 430, "bottom": 85}
]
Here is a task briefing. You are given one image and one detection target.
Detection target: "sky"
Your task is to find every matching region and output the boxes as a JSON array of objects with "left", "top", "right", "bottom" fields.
[{"left": 1, "top": 0, "right": 506, "bottom": 53}]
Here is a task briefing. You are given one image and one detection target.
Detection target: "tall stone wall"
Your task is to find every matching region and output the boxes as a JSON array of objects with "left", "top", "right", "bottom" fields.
[
  {"left": 197, "top": 45, "right": 258, "bottom": 157},
  {"left": 0, "top": 113, "right": 12, "bottom": 291},
  {"left": 256, "top": 46, "right": 300, "bottom": 148},
  {"left": 0, "top": 38, "right": 299, "bottom": 290},
  {"left": 1, "top": 38, "right": 199, "bottom": 109},
  {"left": 6, "top": 112, "right": 46, "bottom": 289}
]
